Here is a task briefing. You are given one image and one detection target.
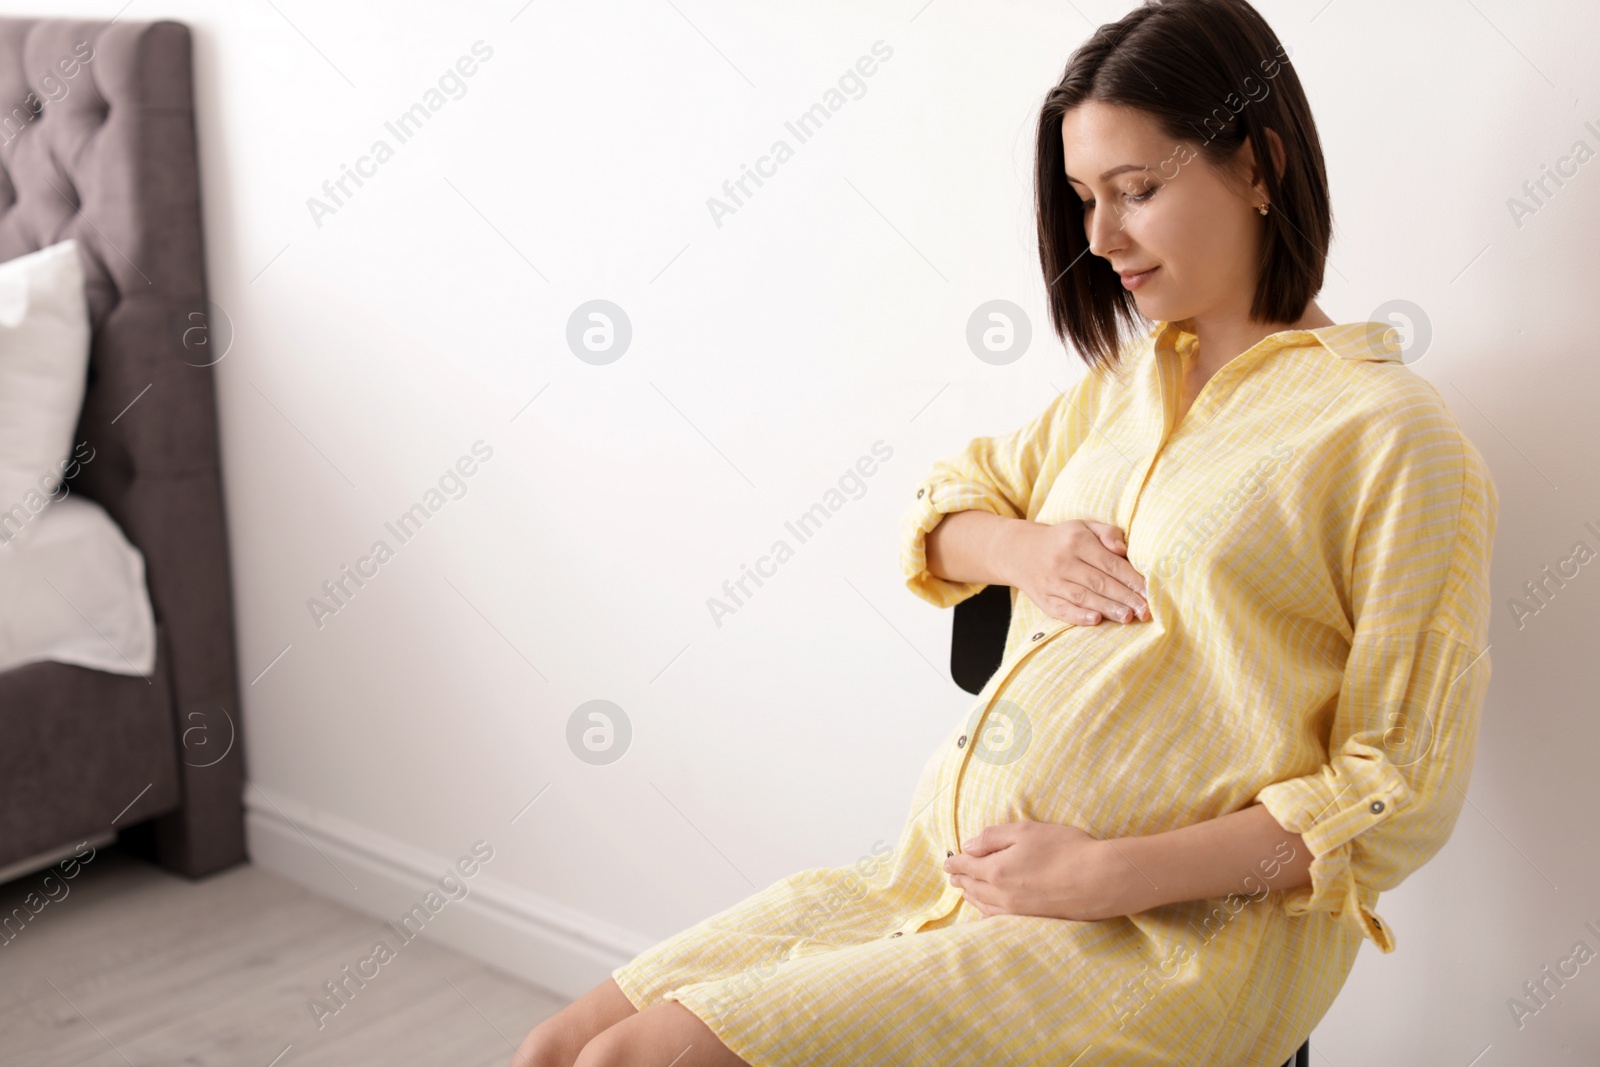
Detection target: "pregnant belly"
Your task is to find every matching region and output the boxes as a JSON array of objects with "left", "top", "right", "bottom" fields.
[{"left": 947, "top": 621, "right": 1241, "bottom": 845}]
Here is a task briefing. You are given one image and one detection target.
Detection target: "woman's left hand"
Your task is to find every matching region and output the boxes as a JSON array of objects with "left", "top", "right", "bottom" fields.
[{"left": 943, "top": 820, "right": 1136, "bottom": 922}]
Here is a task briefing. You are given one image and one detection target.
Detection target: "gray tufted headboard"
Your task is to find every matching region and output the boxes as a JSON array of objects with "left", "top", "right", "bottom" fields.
[{"left": 0, "top": 18, "right": 244, "bottom": 879}]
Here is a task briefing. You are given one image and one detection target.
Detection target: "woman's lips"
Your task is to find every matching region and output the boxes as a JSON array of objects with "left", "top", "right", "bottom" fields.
[{"left": 1121, "top": 266, "right": 1158, "bottom": 290}]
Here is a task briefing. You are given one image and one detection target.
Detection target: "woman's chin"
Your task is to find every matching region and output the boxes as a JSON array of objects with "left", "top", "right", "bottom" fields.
[
  {"left": 1132, "top": 294, "right": 1170, "bottom": 318},
  {"left": 1131, "top": 290, "right": 1186, "bottom": 322}
]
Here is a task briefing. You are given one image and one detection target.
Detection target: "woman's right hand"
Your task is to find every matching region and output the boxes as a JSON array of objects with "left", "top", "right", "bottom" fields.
[{"left": 1002, "top": 519, "right": 1149, "bottom": 625}]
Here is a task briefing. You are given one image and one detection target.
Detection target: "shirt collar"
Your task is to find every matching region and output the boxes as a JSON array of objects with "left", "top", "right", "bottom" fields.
[{"left": 1151, "top": 318, "right": 1404, "bottom": 364}]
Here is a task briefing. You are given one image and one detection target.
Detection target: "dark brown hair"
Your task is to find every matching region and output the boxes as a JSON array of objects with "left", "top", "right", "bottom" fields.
[{"left": 1036, "top": 0, "right": 1332, "bottom": 372}]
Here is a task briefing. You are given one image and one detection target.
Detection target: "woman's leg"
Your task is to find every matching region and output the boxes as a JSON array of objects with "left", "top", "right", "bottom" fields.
[
  {"left": 572, "top": 1001, "right": 750, "bottom": 1067},
  {"left": 509, "top": 978, "right": 638, "bottom": 1067}
]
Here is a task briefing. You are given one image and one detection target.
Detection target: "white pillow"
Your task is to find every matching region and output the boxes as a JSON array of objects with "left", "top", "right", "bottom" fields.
[
  {"left": 0, "top": 239, "right": 92, "bottom": 546},
  {"left": 0, "top": 494, "right": 157, "bottom": 677}
]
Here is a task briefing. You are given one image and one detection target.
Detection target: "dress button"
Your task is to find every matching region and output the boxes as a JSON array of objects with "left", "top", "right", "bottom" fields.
[
  {"left": 916, "top": 487, "right": 925, "bottom": 499},
  {"left": 946, "top": 849, "right": 954, "bottom": 857},
  {"left": 1370, "top": 800, "right": 1385, "bottom": 814},
  {"left": 956, "top": 735, "right": 967, "bottom": 748},
  {"left": 1031, "top": 630, "right": 1045, "bottom": 641},
  {"left": 889, "top": 931, "right": 903, "bottom": 938}
]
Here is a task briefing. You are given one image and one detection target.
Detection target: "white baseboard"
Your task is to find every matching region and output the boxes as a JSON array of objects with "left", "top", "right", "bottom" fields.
[{"left": 242, "top": 784, "right": 655, "bottom": 1000}]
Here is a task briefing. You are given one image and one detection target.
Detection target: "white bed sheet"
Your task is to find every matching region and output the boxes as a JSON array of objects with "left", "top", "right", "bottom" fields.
[{"left": 0, "top": 494, "right": 157, "bottom": 677}]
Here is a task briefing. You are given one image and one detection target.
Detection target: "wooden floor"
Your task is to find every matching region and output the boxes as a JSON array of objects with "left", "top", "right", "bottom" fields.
[{"left": 0, "top": 844, "right": 570, "bottom": 1066}]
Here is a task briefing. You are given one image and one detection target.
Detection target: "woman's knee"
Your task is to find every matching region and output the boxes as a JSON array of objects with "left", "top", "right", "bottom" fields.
[
  {"left": 511, "top": 979, "right": 638, "bottom": 1067},
  {"left": 573, "top": 1023, "right": 678, "bottom": 1067},
  {"left": 572, "top": 1002, "right": 747, "bottom": 1067},
  {"left": 507, "top": 1023, "right": 567, "bottom": 1067},
  {"left": 510, "top": 1018, "right": 591, "bottom": 1067},
  {"left": 568, "top": 1024, "right": 626, "bottom": 1067}
]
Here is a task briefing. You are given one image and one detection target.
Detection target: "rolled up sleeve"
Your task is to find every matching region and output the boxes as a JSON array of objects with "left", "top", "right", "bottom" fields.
[
  {"left": 899, "top": 375, "right": 1098, "bottom": 609},
  {"left": 1253, "top": 393, "right": 1499, "bottom": 953},
  {"left": 1254, "top": 629, "right": 1490, "bottom": 952}
]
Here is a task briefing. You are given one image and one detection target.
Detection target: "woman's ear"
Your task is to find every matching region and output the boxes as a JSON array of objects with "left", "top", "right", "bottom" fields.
[
  {"left": 1263, "top": 127, "right": 1288, "bottom": 182},
  {"left": 1236, "top": 129, "right": 1287, "bottom": 206}
]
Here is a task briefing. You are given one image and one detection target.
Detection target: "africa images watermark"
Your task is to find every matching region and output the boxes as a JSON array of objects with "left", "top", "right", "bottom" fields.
[
  {"left": 1506, "top": 516, "right": 1600, "bottom": 631},
  {"left": 306, "top": 440, "right": 494, "bottom": 629},
  {"left": 1506, "top": 915, "right": 1600, "bottom": 1031},
  {"left": 1087, "top": 41, "right": 1293, "bottom": 231},
  {"left": 0, "top": 40, "right": 95, "bottom": 147},
  {"left": 306, "top": 840, "right": 495, "bottom": 1030},
  {"left": 0, "top": 840, "right": 98, "bottom": 949},
  {"left": 706, "top": 439, "right": 894, "bottom": 628},
  {"left": 306, "top": 40, "right": 495, "bottom": 229},
  {"left": 1108, "top": 839, "right": 1299, "bottom": 1032},
  {"left": 705, "top": 39, "right": 895, "bottom": 229},
  {"left": 1506, "top": 115, "right": 1600, "bottom": 230},
  {"left": 688, "top": 838, "right": 896, "bottom": 1019},
  {"left": 1149, "top": 440, "right": 1295, "bottom": 580},
  {"left": 0, "top": 439, "right": 96, "bottom": 546}
]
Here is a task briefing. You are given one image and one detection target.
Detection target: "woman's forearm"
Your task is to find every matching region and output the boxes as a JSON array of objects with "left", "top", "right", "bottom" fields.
[
  {"left": 1105, "top": 803, "right": 1313, "bottom": 915},
  {"left": 925, "top": 510, "right": 1030, "bottom": 587}
]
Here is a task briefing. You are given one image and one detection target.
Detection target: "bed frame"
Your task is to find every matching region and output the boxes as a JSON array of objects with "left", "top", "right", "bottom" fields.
[{"left": 0, "top": 18, "right": 244, "bottom": 881}]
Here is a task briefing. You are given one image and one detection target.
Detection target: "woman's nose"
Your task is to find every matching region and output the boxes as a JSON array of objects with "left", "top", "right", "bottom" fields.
[{"left": 1087, "top": 207, "right": 1124, "bottom": 260}]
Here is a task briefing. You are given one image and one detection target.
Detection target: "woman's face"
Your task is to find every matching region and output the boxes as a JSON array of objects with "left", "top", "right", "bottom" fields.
[{"left": 1060, "top": 100, "right": 1266, "bottom": 324}]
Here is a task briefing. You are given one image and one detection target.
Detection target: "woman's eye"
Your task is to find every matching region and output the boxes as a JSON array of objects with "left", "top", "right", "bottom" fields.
[{"left": 1079, "top": 187, "right": 1157, "bottom": 211}]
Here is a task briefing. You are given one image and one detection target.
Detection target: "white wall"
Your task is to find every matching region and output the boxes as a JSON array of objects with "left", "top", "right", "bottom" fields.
[{"left": 9, "top": 0, "right": 1599, "bottom": 1061}]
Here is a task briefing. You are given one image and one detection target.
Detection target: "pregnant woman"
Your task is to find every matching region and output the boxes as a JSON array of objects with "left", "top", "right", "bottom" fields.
[{"left": 513, "top": 1, "right": 1497, "bottom": 1064}]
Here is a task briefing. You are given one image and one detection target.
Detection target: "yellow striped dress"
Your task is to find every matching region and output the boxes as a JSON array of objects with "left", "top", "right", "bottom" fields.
[{"left": 610, "top": 318, "right": 1499, "bottom": 1065}]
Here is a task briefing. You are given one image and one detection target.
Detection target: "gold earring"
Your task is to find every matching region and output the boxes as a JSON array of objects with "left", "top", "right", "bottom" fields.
[{"left": 1257, "top": 203, "right": 1269, "bottom": 216}]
